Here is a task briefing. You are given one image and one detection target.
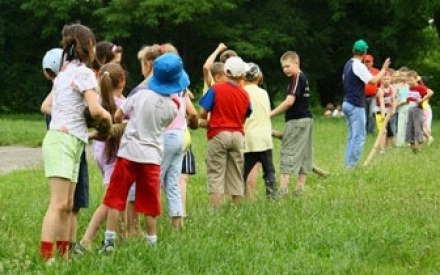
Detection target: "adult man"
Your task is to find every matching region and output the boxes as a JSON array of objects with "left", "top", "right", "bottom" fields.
[{"left": 342, "top": 39, "right": 390, "bottom": 168}]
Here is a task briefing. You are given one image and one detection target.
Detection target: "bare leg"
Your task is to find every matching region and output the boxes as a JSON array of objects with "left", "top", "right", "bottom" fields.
[
  {"left": 81, "top": 204, "right": 109, "bottom": 247},
  {"left": 297, "top": 173, "right": 306, "bottom": 191},
  {"left": 245, "top": 164, "right": 260, "bottom": 200},
  {"left": 279, "top": 174, "right": 290, "bottom": 194},
  {"left": 70, "top": 211, "right": 79, "bottom": 244},
  {"left": 210, "top": 193, "right": 222, "bottom": 208},
  {"left": 126, "top": 202, "right": 142, "bottom": 237},
  {"left": 179, "top": 173, "right": 189, "bottom": 216},
  {"left": 232, "top": 195, "right": 242, "bottom": 205},
  {"left": 41, "top": 177, "right": 75, "bottom": 260},
  {"left": 145, "top": 216, "right": 157, "bottom": 236},
  {"left": 171, "top": 216, "right": 183, "bottom": 231}
]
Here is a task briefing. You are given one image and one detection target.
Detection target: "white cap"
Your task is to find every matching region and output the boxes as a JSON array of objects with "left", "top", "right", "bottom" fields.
[
  {"left": 224, "top": 56, "right": 249, "bottom": 77},
  {"left": 42, "top": 48, "right": 63, "bottom": 74}
]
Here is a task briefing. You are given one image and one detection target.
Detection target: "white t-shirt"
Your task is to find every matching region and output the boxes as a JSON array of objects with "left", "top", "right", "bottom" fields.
[
  {"left": 118, "top": 89, "right": 178, "bottom": 164},
  {"left": 243, "top": 84, "right": 273, "bottom": 152},
  {"left": 351, "top": 58, "right": 373, "bottom": 84},
  {"left": 50, "top": 61, "right": 98, "bottom": 142}
]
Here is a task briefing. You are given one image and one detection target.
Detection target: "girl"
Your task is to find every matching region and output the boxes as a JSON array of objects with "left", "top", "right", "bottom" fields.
[
  {"left": 76, "top": 62, "right": 126, "bottom": 252},
  {"left": 40, "top": 23, "right": 111, "bottom": 262},
  {"left": 375, "top": 73, "right": 395, "bottom": 152},
  {"left": 161, "top": 90, "right": 198, "bottom": 230},
  {"left": 92, "top": 41, "right": 123, "bottom": 71}
]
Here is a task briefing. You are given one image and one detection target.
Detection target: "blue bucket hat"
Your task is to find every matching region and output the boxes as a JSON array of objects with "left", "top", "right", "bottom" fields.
[{"left": 148, "top": 53, "right": 190, "bottom": 95}]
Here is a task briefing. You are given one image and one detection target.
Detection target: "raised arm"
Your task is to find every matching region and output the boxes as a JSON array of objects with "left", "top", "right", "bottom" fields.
[{"left": 203, "top": 43, "right": 227, "bottom": 88}]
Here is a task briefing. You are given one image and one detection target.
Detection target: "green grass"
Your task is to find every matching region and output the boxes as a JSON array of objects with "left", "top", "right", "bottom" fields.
[
  {"left": 1, "top": 115, "right": 440, "bottom": 274},
  {"left": 0, "top": 114, "right": 47, "bottom": 147}
]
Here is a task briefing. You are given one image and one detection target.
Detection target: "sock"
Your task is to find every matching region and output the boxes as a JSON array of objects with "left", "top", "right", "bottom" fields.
[
  {"left": 105, "top": 230, "right": 116, "bottom": 244},
  {"left": 56, "top": 241, "right": 70, "bottom": 258},
  {"left": 40, "top": 241, "right": 53, "bottom": 261},
  {"left": 146, "top": 234, "right": 157, "bottom": 245}
]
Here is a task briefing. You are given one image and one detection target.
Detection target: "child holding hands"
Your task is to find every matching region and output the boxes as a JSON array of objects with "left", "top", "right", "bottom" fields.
[{"left": 40, "top": 23, "right": 111, "bottom": 262}]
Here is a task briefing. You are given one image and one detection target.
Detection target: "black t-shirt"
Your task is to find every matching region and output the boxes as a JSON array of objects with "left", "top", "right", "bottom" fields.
[{"left": 284, "top": 72, "right": 312, "bottom": 121}]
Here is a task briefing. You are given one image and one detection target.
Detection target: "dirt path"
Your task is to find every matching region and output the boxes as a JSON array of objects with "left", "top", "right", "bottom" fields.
[{"left": 0, "top": 146, "right": 43, "bottom": 175}]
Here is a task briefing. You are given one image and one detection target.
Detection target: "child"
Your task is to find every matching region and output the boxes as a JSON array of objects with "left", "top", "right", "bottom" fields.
[
  {"left": 405, "top": 71, "right": 434, "bottom": 153},
  {"left": 92, "top": 41, "right": 123, "bottom": 71},
  {"left": 270, "top": 51, "right": 312, "bottom": 195},
  {"left": 323, "top": 103, "right": 334, "bottom": 118},
  {"left": 41, "top": 47, "right": 94, "bottom": 255},
  {"left": 394, "top": 71, "right": 410, "bottom": 147},
  {"left": 199, "top": 56, "right": 252, "bottom": 208},
  {"left": 161, "top": 89, "right": 197, "bottom": 230},
  {"left": 375, "top": 73, "right": 395, "bottom": 152},
  {"left": 98, "top": 53, "right": 187, "bottom": 252},
  {"left": 332, "top": 104, "right": 344, "bottom": 118},
  {"left": 39, "top": 23, "right": 111, "bottom": 262},
  {"left": 202, "top": 43, "right": 236, "bottom": 93},
  {"left": 75, "top": 62, "right": 126, "bottom": 253},
  {"left": 243, "top": 62, "right": 277, "bottom": 200}
]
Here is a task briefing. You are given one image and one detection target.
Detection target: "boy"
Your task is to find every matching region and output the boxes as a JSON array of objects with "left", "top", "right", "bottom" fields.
[
  {"left": 405, "top": 70, "right": 434, "bottom": 153},
  {"left": 202, "top": 43, "right": 237, "bottom": 93},
  {"left": 199, "top": 56, "right": 252, "bottom": 208},
  {"left": 270, "top": 51, "right": 312, "bottom": 195},
  {"left": 98, "top": 53, "right": 188, "bottom": 252}
]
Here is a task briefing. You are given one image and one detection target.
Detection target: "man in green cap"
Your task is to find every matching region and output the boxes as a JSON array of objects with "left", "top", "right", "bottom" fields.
[{"left": 341, "top": 39, "right": 391, "bottom": 168}]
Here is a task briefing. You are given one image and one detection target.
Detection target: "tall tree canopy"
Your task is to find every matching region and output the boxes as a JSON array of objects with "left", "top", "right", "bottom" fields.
[{"left": 0, "top": 0, "right": 438, "bottom": 113}]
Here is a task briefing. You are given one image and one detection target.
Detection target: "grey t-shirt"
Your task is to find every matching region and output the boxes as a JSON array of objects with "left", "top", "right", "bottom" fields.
[{"left": 118, "top": 89, "right": 178, "bottom": 164}]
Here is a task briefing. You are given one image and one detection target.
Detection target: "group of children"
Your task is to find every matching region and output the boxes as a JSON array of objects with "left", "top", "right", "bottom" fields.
[
  {"left": 38, "top": 23, "right": 315, "bottom": 263},
  {"left": 364, "top": 65, "right": 434, "bottom": 153}
]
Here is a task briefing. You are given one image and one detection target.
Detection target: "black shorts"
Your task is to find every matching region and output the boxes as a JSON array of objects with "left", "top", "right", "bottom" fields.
[
  {"left": 181, "top": 147, "right": 196, "bottom": 175},
  {"left": 73, "top": 149, "right": 89, "bottom": 212}
]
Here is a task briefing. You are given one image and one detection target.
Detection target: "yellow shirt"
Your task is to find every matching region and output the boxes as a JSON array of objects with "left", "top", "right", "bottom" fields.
[{"left": 243, "top": 84, "right": 273, "bottom": 152}]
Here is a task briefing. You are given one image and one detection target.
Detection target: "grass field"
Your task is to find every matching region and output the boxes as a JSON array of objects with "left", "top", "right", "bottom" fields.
[{"left": 1, "top": 114, "right": 440, "bottom": 274}]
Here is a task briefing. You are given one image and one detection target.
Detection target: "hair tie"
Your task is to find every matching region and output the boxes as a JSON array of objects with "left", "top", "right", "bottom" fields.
[
  {"left": 101, "top": 71, "right": 110, "bottom": 79},
  {"left": 68, "top": 44, "right": 75, "bottom": 56}
]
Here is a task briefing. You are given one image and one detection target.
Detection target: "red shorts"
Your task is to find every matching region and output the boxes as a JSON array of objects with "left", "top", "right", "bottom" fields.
[{"left": 103, "top": 157, "right": 161, "bottom": 216}]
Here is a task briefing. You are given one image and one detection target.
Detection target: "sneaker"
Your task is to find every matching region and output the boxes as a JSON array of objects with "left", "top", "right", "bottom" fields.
[
  {"left": 97, "top": 240, "right": 114, "bottom": 254},
  {"left": 72, "top": 243, "right": 88, "bottom": 256},
  {"left": 146, "top": 235, "right": 157, "bottom": 246}
]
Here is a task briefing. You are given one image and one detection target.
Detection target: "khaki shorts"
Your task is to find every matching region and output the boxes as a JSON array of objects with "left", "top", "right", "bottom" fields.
[
  {"left": 207, "top": 131, "right": 244, "bottom": 196},
  {"left": 42, "top": 130, "right": 85, "bottom": 182},
  {"left": 280, "top": 118, "right": 313, "bottom": 175}
]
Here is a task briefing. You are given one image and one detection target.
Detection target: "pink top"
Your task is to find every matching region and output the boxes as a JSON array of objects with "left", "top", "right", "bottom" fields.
[{"left": 166, "top": 93, "right": 186, "bottom": 131}]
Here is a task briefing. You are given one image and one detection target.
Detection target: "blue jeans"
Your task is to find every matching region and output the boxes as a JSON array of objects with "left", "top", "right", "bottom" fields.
[
  {"left": 343, "top": 102, "right": 366, "bottom": 168},
  {"left": 161, "top": 130, "right": 184, "bottom": 217}
]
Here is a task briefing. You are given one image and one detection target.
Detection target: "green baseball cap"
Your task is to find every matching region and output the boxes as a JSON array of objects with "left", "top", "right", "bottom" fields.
[{"left": 352, "top": 39, "right": 368, "bottom": 52}]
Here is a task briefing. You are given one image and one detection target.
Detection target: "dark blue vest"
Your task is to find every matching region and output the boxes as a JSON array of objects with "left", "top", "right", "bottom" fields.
[{"left": 343, "top": 60, "right": 365, "bottom": 107}]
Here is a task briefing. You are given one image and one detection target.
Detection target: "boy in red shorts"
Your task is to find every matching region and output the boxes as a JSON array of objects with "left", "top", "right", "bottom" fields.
[{"left": 99, "top": 53, "right": 189, "bottom": 252}]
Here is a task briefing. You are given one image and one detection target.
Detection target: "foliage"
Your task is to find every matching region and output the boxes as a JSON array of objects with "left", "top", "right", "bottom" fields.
[
  {"left": 1, "top": 116, "right": 440, "bottom": 273},
  {"left": 0, "top": 0, "right": 439, "bottom": 113}
]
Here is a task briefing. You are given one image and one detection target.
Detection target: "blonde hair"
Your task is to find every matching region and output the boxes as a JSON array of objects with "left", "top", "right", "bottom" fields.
[
  {"left": 280, "top": 51, "right": 299, "bottom": 63},
  {"left": 138, "top": 43, "right": 178, "bottom": 65},
  {"left": 219, "top": 50, "right": 238, "bottom": 63},
  {"left": 210, "top": 62, "right": 225, "bottom": 79}
]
